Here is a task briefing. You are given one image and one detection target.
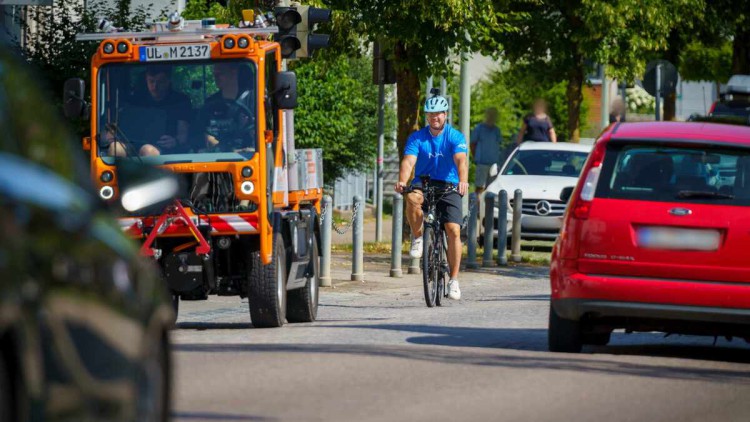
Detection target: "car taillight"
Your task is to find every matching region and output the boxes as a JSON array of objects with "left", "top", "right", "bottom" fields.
[
  {"left": 571, "top": 141, "right": 605, "bottom": 219},
  {"left": 708, "top": 101, "right": 717, "bottom": 115}
]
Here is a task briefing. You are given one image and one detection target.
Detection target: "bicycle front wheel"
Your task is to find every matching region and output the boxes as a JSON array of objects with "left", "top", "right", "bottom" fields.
[{"left": 422, "top": 225, "right": 438, "bottom": 308}]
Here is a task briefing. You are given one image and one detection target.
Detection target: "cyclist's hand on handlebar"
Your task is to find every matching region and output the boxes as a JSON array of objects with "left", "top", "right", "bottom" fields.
[
  {"left": 395, "top": 182, "right": 407, "bottom": 194},
  {"left": 458, "top": 182, "right": 469, "bottom": 196}
]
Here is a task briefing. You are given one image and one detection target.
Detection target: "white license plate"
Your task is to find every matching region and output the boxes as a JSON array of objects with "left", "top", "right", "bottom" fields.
[
  {"left": 139, "top": 44, "right": 210, "bottom": 62},
  {"left": 637, "top": 227, "right": 721, "bottom": 251}
]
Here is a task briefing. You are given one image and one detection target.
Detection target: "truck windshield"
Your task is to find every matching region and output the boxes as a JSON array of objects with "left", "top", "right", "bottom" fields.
[{"left": 96, "top": 59, "right": 257, "bottom": 164}]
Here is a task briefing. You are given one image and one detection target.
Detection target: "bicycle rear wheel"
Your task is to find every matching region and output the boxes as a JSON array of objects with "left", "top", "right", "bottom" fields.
[{"left": 422, "top": 225, "right": 438, "bottom": 307}]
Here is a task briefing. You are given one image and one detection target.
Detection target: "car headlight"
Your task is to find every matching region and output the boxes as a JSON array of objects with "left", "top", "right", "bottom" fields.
[{"left": 240, "top": 181, "right": 254, "bottom": 194}]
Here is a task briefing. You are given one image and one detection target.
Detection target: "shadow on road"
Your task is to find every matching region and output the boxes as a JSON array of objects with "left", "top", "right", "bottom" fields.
[
  {"left": 177, "top": 322, "right": 254, "bottom": 330},
  {"left": 173, "top": 411, "right": 276, "bottom": 421},
  {"left": 175, "top": 338, "right": 750, "bottom": 384}
]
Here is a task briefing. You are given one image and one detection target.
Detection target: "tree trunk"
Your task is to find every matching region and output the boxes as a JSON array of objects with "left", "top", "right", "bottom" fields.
[
  {"left": 663, "top": 92, "right": 677, "bottom": 121},
  {"left": 394, "top": 42, "right": 421, "bottom": 157},
  {"left": 566, "top": 55, "right": 584, "bottom": 143},
  {"left": 732, "top": 28, "right": 750, "bottom": 74}
]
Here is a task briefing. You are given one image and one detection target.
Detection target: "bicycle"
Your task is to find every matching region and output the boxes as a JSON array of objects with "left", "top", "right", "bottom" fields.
[{"left": 407, "top": 176, "right": 456, "bottom": 307}]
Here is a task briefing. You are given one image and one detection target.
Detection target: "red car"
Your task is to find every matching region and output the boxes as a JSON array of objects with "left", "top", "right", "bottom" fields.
[{"left": 549, "top": 121, "right": 750, "bottom": 353}]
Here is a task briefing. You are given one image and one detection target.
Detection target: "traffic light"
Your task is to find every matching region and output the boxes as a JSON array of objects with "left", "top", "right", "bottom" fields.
[
  {"left": 295, "top": 6, "right": 332, "bottom": 59},
  {"left": 274, "top": 7, "right": 302, "bottom": 58}
]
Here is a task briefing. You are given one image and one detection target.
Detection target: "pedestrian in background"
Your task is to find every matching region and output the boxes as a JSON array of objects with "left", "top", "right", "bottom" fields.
[
  {"left": 609, "top": 97, "right": 626, "bottom": 124},
  {"left": 517, "top": 98, "right": 557, "bottom": 143},
  {"left": 471, "top": 107, "right": 503, "bottom": 195}
]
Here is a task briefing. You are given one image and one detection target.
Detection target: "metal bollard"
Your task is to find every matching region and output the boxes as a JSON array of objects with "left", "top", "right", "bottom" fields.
[
  {"left": 351, "top": 195, "right": 365, "bottom": 281},
  {"left": 390, "top": 194, "right": 403, "bottom": 277},
  {"left": 482, "top": 193, "right": 495, "bottom": 267},
  {"left": 319, "top": 195, "right": 333, "bottom": 287},
  {"left": 496, "top": 190, "right": 508, "bottom": 266},
  {"left": 466, "top": 192, "right": 479, "bottom": 269},
  {"left": 511, "top": 189, "right": 523, "bottom": 263}
]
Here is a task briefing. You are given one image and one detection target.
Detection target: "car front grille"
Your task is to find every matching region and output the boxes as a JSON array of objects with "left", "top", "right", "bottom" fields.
[{"left": 509, "top": 198, "right": 566, "bottom": 217}]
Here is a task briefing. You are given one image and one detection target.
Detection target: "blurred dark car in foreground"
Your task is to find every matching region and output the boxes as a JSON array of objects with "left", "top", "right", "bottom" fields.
[
  {"left": 550, "top": 121, "right": 750, "bottom": 353},
  {"left": 0, "top": 46, "right": 173, "bottom": 421}
]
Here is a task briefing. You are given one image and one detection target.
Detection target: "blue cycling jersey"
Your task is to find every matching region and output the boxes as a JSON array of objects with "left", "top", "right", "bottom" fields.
[{"left": 404, "top": 123, "right": 468, "bottom": 184}]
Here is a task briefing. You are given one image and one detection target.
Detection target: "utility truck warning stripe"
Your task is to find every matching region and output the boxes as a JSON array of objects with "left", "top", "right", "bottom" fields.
[{"left": 119, "top": 214, "right": 259, "bottom": 236}]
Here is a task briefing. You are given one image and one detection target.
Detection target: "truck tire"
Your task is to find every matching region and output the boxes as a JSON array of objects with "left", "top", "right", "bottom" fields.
[
  {"left": 247, "top": 232, "right": 287, "bottom": 328},
  {"left": 548, "top": 303, "right": 583, "bottom": 353},
  {"left": 0, "top": 350, "right": 11, "bottom": 422},
  {"left": 287, "top": 234, "right": 319, "bottom": 323}
]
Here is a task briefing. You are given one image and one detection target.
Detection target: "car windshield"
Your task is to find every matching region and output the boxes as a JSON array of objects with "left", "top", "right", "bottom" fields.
[
  {"left": 596, "top": 143, "right": 750, "bottom": 206},
  {"left": 96, "top": 59, "right": 257, "bottom": 164},
  {"left": 502, "top": 149, "right": 589, "bottom": 176}
]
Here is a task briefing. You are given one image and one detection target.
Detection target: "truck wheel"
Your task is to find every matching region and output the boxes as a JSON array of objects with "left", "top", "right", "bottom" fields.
[
  {"left": 247, "top": 232, "right": 287, "bottom": 328},
  {"left": 548, "top": 303, "right": 583, "bottom": 353},
  {"left": 0, "top": 351, "right": 11, "bottom": 422},
  {"left": 287, "top": 234, "right": 320, "bottom": 323}
]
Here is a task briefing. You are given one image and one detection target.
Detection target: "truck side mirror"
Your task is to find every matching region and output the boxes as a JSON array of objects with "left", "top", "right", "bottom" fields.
[
  {"left": 560, "top": 186, "right": 575, "bottom": 203},
  {"left": 274, "top": 71, "right": 297, "bottom": 110},
  {"left": 63, "top": 78, "right": 88, "bottom": 120}
]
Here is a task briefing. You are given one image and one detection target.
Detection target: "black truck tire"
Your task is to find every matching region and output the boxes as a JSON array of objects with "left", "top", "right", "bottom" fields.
[
  {"left": 287, "top": 234, "right": 320, "bottom": 323},
  {"left": 247, "top": 232, "right": 287, "bottom": 328},
  {"left": 0, "top": 350, "right": 11, "bottom": 422}
]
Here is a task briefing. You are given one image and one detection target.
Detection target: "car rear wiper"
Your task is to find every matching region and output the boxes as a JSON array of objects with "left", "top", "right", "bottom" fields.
[{"left": 677, "top": 190, "right": 735, "bottom": 199}]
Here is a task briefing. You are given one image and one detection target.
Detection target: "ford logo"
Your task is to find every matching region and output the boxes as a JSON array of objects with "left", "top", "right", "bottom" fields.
[{"left": 669, "top": 208, "right": 692, "bottom": 216}]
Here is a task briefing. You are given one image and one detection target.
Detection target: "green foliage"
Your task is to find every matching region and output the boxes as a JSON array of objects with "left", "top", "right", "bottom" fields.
[
  {"left": 291, "top": 55, "right": 379, "bottom": 184},
  {"left": 16, "top": 0, "right": 169, "bottom": 105},
  {"left": 328, "top": 0, "right": 516, "bottom": 77},
  {"left": 679, "top": 41, "right": 733, "bottom": 83},
  {"left": 470, "top": 64, "right": 588, "bottom": 144}
]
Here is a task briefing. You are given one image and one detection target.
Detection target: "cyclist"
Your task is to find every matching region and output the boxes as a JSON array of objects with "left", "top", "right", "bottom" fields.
[{"left": 394, "top": 91, "right": 469, "bottom": 300}]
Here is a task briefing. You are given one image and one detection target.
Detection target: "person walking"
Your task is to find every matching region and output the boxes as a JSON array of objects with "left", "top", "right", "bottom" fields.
[
  {"left": 517, "top": 98, "right": 557, "bottom": 143},
  {"left": 471, "top": 107, "right": 503, "bottom": 195}
]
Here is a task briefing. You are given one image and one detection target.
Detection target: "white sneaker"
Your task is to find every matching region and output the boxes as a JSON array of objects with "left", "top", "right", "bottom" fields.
[
  {"left": 410, "top": 236, "right": 423, "bottom": 258},
  {"left": 448, "top": 279, "right": 461, "bottom": 300}
]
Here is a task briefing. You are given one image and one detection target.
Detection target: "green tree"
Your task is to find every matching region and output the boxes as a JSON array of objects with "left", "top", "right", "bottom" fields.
[
  {"left": 502, "top": 0, "right": 701, "bottom": 140},
  {"left": 15, "top": 0, "right": 166, "bottom": 106},
  {"left": 328, "top": 0, "right": 518, "bottom": 155},
  {"left": 471, "top": 63, "right": 587, "bottom": 143}
]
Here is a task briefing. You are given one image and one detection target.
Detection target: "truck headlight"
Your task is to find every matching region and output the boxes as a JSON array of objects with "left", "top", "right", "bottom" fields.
[
  {"left": 99, "top": 185, "right": 114, "bottom": 200},
  {"left": 240, "top": 181, "right": 254, "bottom": 194}
]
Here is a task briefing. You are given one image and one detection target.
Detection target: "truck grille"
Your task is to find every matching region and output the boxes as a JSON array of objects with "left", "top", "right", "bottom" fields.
[{"left": 509, "top": 198, "right": 566, "bottom": 217}]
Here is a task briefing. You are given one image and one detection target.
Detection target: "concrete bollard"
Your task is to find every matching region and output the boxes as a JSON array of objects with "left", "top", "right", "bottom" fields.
[
  {"left": 390, "top": 194, "right": 403, "bottom": 277},
  {"left": 496, "top": 190, "right": 509, "bottom": 266},
  {"left": 466, "top": 192, "right": 479, "bottom": 269},
  {"left": 511, "top": 189, "right": 523, "bottom": 263},
  {"left": 319, "top": 195, "right": 333, "bottom": 287},
  {"left": 351, "top": 195, "right": 365, "bottom": 281},
  {"left": 482, "top": 192, "right": 495, "bottom": 267}
]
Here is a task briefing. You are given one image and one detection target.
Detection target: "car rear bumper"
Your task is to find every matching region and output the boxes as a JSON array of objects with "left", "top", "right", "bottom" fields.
[
  {"left": 553, "top": 271, "right": 750, "bottom": 325},
  {"left": 553, "top": 298, "right": 750, "bottom": 325}
]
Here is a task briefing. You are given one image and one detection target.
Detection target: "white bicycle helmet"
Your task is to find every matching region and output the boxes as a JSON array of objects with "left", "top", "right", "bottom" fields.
[{"left": 424, "top": 95, "right": 449, "bottom": 113}]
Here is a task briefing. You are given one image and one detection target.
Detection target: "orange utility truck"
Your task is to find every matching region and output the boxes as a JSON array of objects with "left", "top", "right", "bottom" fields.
[{"left": 62, "top": 9, "right": 329, "bottom": 327}]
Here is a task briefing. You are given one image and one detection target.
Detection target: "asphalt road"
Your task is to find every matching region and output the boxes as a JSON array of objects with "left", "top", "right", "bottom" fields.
[{"left": 171, "top": 255, "right": 750, "bottom": 422}]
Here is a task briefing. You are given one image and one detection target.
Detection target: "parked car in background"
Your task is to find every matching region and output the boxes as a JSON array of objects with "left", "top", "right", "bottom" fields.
[
  {"left": 550, "top": 121, "right": 750, "bottom": 353},
  {"left": 0, "top": 44, "right": 174, "bottom": 421},
  {"left": 709, "top": 74, "right": 750, "bottom": 121},
  {"left": 479, "top": 141, "right": 592, "bottom": 241}
]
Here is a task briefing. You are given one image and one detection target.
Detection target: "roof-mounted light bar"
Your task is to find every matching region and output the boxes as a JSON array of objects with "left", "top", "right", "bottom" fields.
[{"left": 76, "top": 24, "right": 278, "bottom": 42}]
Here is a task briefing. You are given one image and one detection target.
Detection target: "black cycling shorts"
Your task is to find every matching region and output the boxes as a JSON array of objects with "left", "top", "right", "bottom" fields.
[{"left": 411, "top": 181, "right": 464, "bottom": 225}]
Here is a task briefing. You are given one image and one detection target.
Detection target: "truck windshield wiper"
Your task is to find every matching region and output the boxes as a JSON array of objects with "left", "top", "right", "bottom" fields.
[{"left": 677, "top": 190, "right": 735, "bottom": 199}]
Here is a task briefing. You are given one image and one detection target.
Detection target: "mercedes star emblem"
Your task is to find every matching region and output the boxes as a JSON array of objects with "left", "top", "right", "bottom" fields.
[{"left": 535, "top": 200, "right": 552, "bottom": 216}]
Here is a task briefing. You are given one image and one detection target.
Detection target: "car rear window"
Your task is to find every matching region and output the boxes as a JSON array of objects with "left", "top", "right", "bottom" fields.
[
  {"left": 502, "top": 149, "right": 589, "bottom": 176},
  {"left": 596, "top": 142, "right": 750, "bottom": 206}
]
